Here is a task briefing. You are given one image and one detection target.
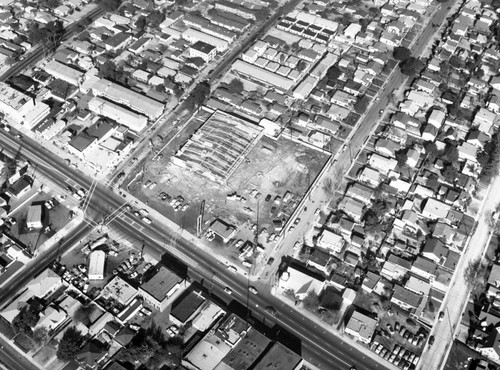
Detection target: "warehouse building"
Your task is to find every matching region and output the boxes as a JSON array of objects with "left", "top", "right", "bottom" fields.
[
  {"left": 182, "top": 28, "right": 229, "bottom": 52},
  {"left": 231, "top": 60, "right": 294, "bottom": 92},
  {"left": 139, "top": 266, "right": 185, "bottom": 311},
  {"left": 88, "top": 250, "right": 106, "bottom": 280},
  {"left": 45, "top": 60, "right": 84, "bottom": 86},
  {"left": 88, "top": 97, "right": 148, "bottom": 132},
  {"left": 91, "top": 78, "right": 164, "bottom": 120},
  {"left": 26, "top": 204, "right": 43, "bottom": 229}
]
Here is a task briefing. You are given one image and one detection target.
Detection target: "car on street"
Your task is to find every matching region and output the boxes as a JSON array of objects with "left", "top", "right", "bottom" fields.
[
  {"left": 224, "top": 287, "right": 232, "bottom": 294},
  {"left": 228, "top": 265, "right": 237, "bottom": 273},
  {"left": 266, "top": 306, "right": 277, "bottom": 316},
  {"left": 249, "top": 286, "right": 258, "bottom": 295},
  {"left": 428, "top": 335, "right": 435, "bottom": 347},
  {"left": 438, "top": 311, "right": 444, "bottom": 321}
]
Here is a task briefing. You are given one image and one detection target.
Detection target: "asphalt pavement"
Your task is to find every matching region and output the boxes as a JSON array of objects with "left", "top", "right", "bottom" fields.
[{"left": 0, "top": 131, "right": 385, "bottom": 370}]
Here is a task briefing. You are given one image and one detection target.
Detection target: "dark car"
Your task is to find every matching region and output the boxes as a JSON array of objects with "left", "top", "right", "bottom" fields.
[
  {"left": 266, "top": 306, "right": 277, "bottom": 316},
  {"left": 428, "top": 335, "right": 435, "bottom": 346}
]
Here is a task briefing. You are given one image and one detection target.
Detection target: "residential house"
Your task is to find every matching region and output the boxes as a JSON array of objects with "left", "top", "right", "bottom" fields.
[
  {"left": 362, "top": 272, "right": 380, "bottom": 293},
  {"left": 358, "top": 167, "right": 381, "bottom": 187},
  {"left": 338, "top": 196, "right": 365, "bottom": 222},
  {"left": 317, "top": 229, "right": 345, "bottom": 254},
  {"left": 411, "top": 256, "right": 438, "bottom": 281},
  {"left": 368, "top": 153, "right": 397, "bottom": 175},
  {"left": 390, "top": 285, "right": 422, "bottom": 312},
  {"left": 421, "top": 238, "right": 448, "bottom": 264},
  {"left": 405, "top": 276, "right": 431, "bottom": 296},
  {"left": 307, "top": 248, "right": 332, "bottom": 275},
  {"left": 420, "top": 198, "right": 451, "bottom": 220},
  {"left": 346, "top": 182, "right": 374, "bottom": 203}
]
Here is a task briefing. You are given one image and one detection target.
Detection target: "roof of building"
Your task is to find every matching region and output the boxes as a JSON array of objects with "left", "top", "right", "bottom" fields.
[
  {"left": 253, "top": 341, "right": 302, "bottom": 370},
  {"left": 346, "top": 310, "right": 377, "bottom": 340},
  {"left": 170, "top": 289, "right": 206, "bottom": 323},
  {"left": 391, "top": 285, "right": 422, "bottom": 309},
  {"left": 209, "top": 219, "right": 235, "bottom": 239},
  {"left": 215, "top": 327, "right": 270, "bottom": 370},
  {"left": 101, "top": 276, "right": 137, "bottom": 305},
  {"left": 140, "top": 266, "right": 183, "bottom": 302}
]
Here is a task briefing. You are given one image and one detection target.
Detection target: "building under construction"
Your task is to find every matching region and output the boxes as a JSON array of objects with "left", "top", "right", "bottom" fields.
[{"left": 171, "top": 109, "right": 264, "bottom": 184}]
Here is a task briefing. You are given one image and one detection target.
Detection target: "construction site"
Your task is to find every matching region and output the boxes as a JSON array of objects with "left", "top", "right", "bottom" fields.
[{"left": 127, "top": 108, "right": 330, "bottom": 256}]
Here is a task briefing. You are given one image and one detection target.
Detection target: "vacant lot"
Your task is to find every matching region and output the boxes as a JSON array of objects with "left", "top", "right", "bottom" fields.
[{"left": 129, "top": 126, "right": 329, "bottom": 236}]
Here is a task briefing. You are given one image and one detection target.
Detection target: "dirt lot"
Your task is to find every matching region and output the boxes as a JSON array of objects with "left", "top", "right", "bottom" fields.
[{"left": 129, "top": 132, "right": 329, "bottom": 237}]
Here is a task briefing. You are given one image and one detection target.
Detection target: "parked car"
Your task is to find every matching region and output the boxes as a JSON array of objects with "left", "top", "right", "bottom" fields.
[
  {"left": 438, "top": 311, "right": 445, "bottom": 321},
  {"left": 265, "top": 306, "right": 277, "bottom": 316},
  {"left": 248, "top": 286, "right": 258, "bottom": 295},
  {"left": 166, "top": 325, "right": 179, "bottom": 337},
  {"left": 224, "top": 287, "right": 232, "bottom": 295}
]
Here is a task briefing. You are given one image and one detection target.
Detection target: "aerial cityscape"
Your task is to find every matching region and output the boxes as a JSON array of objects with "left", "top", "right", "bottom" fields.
[{"left": 0, "top": 0, "right": 497, "bottom": 369}]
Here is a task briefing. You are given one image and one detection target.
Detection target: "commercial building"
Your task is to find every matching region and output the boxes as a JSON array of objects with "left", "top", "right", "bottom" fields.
[
  {"left": 91, "top": 78, "right": 164, "bottom": 120},
  {"left": 345, "top": 310, "right": 377, "bottom": 344},
  {"left": 253, "top": 342, "right": 303, "bottom": 370},
  {"left": 101, "top": 276, "right": 137, "bottom": 305},
  {"left": 189, "top": 41, "right": 217, "bottom": 62},
  {"left": 209, "top": 219, "right": 236, "bottom": 243},
  {"left": 183, "top": 28, "right": 229, "bottom": 52},
  {"left": 0, "top": 83, "right": 49, "bottom": 128},
  {"left": 88, "top": 97, "right": 148, "bottom": 132},
  {"left": 231, "top": 60, "right": 294, "bottom": 92},
  {"left": 88, "top": 250, "right": 106, "bottom": 280},
  {"left": 26, "top": 204, "right": 42, "bottom": 229},
  {"left": 139, "top": 266, "right": 184, "bottom": 311},
  {"left": 45, "top": 60, "right": 84, "bottom": 86}
]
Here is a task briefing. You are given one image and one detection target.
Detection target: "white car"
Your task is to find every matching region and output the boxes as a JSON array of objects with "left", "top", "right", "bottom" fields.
[
  {"left": 142, "top": 217, "right": 152, "bottom": 224},
  {"left": 224, "top": 287, "right": 232, "bottom": 294},
  {"left": 166, "top": 325, "right": 179, "bottom": 337},
  {"left": 249, "top": 286, "right": 258, "bottom": 295},
  {"left": 228, "top": 265, "right": 237, "bottom": 273}
]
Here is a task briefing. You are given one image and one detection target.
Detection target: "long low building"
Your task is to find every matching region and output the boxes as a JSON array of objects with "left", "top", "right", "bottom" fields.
[
  {"left": 88, "top": 250, "right": 106, "bottom": 280},
  {"left": 231, "top": 60, "right": 294, "bottom": 92},
  {"left": 88, "top": 97, "right": 148, "bottom": 132},
  {"left": 45, "top": 60, "right": 84, "bottom": 86},
  {"left": 91, "top": 78, "right": 164, "bottom": 120},
  {"left": 182, "top": 28, "right": 229, "bottom": 52}
]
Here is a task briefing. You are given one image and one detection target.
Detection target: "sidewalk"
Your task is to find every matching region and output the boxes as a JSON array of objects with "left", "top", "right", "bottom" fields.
[
  {"left": 418, "top": 173, "right": 500, "bottom": 370},
  {"left": 273, "top": 289, "right": 399, "bottom": 370},
  {"left": 0, "top": 331, "right": 45, "bottom": 370}
]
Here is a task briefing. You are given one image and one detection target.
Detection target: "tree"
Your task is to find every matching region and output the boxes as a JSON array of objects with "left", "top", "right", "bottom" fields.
[
  {"left": 97, "top": 0, "right": 121, "bottom": 12},
  {"left": 442, "top": 142, "right": 459, "bottom": 163},
  {"left": 302, "top": 291, "right": 320, "bottom": 311},
  {"left": 354, "top": 96, "right": 370, "bottom": 114},
  {"left": 464, "top": 258, "right": 485, "bottom": 289},
  {"left": 423, "top": 141, "right": 439, "bottom": 162},
  {"left": 320, "top": 290, "right": 343, "bottom": 311},
  {"left": 478, "top": 133, "right": 500, "bottom": 183},
  {"left": 73, "top": 304, "right": 94, "bottom": 326},
  {"left": 254, "top": 6, "right": 270, "bottom": 20},
  {"left": 297, "top": 60, "right": 307, "bottom": 72},
  {"left": 135, "top": 15, "right": 147, "bottom": 30},
  {"left": 98, "top": 60, "right": 124, "bottom": 82},
  {"left": 400, "top": 57, "right": 425, "bottom": 76},
  {"left": 226, "top": 78, "right": 244, "bottom": 95},
  {"left": 393, "top": 46, "right": 411, "bottom": 62},
  {"left": 442, "top": 163, "right": 458, "bottom": 183},
  {"left": 57, "top": 327, "right": 85, "bottom": 361},
  {"left": 32, "top": 327, "right": 49, "bottom": 346},
  {"left": 12, "top": 303, "right": 41, "bottom": 334},
  {"left": 326, "top": 65, "right": 341, "bottom": 81},
  {"left": 185, "top": 81, "right": 210, "bottom": 111},
  {"left": 149, "top": 10, "right": 165, "bottom": 28},
  {"left": 395, "top": 149, "right": 408, "bottom": 168}
]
